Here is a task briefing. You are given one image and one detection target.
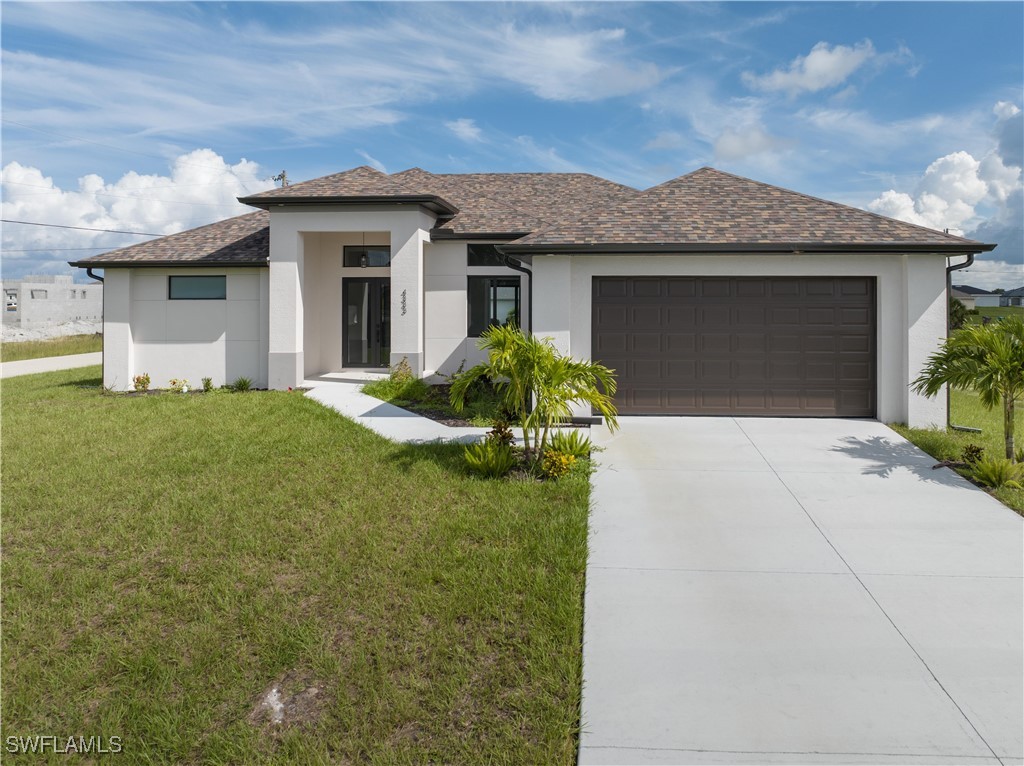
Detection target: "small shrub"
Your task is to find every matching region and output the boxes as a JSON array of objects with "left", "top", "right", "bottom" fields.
[
  {"left": 970, "top": 457, "right": 1024, "bottom": 489},
  {"left": 362, "top": 359, "right": 430, "bottom": 403},
  {"left": 168, "top": 378, "right": 190, "bottom": 393},
  {"left": 960, "top": 443, "right": 985, "bottom": 465},
  {"left": 202, "top": 377, "right": 214, "bottom": 392},
  {"left": 132, "top": 373, "right": 150, "bottom": 392},
  {"left": 464, "top": 440, "right": 518, "bottom": 479},
  {"left": 549, "top": 429, "right": 592, "bottom": 458},
  {"left": 231, "top": 376, "right": 252, "bottom": 392},
  {"left": 541, "top": 450, "right": 576, "bottom": 480},
  {"left": 486, "top": 418, "right": 516, "bottom": 447},
  {"left": 1016, "top": 447, "right": 1024, "bottom": 464}
]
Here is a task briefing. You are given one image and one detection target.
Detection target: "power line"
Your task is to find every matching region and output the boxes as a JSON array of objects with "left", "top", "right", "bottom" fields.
[
  {"left": 1, "top": 219, "right": 161, "bottom": 236},
  {"left": 3, "top": 246, "right": 113, "bottom": 252}
]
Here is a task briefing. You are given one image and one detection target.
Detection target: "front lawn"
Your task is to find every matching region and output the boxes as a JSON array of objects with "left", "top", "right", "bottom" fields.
[
  {"left": 967, "top": 305, "right": 1024, "bottom": 324},
  {"left": 1, "top": 367, "right": 589, "bottom": 763},
  {"left": 1, "top": 333, "right": 103, "bottom": 362},
  {"left": 892, "top": 388, "right": 1024, "bottom": 515}
]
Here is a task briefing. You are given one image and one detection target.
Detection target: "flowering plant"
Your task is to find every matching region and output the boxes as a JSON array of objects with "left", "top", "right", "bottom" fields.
[
  {"left": 168, "top": 378, "right": 190, "bottom": 393},
  {"left": 132, "top": 373, "right": 151, "bottom": 392}
]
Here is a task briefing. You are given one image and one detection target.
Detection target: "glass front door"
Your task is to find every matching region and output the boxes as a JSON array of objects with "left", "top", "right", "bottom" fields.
[{"left": 343, "top": 278, "right": 390, "bottom": 368}]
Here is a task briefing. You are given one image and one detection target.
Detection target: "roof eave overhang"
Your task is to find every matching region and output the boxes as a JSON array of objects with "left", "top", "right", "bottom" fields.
[
  {"left": 429, "top": 229, "right": 532, "bottom": 241},
  {"left": 69, "top": 260, "right": 268, "bottom": 269},
  {"left": 238, "top": 194, "right": 458, "bottom": 216},
  {"left": 499, "top": 241, "right": 997, "bottom": 256}
]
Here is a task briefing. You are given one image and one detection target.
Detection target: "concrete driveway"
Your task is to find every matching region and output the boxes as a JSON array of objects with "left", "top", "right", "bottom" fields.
[{"left": 581, "top": 418, "right": 1023, "bottom": 766}]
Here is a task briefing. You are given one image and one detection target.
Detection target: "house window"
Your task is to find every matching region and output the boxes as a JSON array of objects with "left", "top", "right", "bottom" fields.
[
  {"left": 467, "top": 244, "right": 505, "bottom": 267},
  {"left": 343, "top": 246, "right": 391, "bottom": 268},
  {"left": 30, "top": 289, "right": 47, "bottom": 299},
  {"left": 468, "top": 277, "right": 520, "bottom": 337},
  {"left": 168, "top": 275, "right": 226, "bottom": 300}
]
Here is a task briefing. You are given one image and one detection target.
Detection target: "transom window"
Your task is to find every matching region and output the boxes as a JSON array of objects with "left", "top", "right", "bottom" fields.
[
  {"left": 468, "top": 277, "right": 520, "bottom": 337},
  {"left": 168, "top": 276, "right": 226, "bottom": 300},
  {"left": 344, "top": 246, "right": 391, "bottom": 268},
  {"left": 467, "top": 244, "right": 505, "bottom": 267}
]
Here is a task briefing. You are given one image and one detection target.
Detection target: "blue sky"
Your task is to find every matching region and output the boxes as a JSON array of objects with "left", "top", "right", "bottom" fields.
[{"left": 2, "top": 1, "right": 1022, "bottom": 288}]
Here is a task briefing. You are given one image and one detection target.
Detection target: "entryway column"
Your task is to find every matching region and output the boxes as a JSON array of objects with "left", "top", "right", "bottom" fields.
[
  {"left": 268, "top": 225, "right": 303, "bottom": 389},
  {"left": 388, "top": 214, "right": 432, "bottom": 376}
]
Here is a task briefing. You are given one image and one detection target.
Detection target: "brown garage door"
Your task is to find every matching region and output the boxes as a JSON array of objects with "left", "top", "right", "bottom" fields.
[{"left": 592, "top": 277, "right": 875, "bottom": 416}]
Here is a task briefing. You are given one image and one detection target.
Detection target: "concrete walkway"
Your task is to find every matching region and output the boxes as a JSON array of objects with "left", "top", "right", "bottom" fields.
[
  {"left": 582, "top": 417, "right": 1023, "bottom": 765},
  {"left": 303, "top": 373, "right": 491, "bottom": 444},
  {"left": 0, "top": 351, "right": 102, "bottom": 379}
]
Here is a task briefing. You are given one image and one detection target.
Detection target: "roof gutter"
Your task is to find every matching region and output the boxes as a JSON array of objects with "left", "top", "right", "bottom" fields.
[
  {"left": 945, "top": 253, "right": 979, "bottom": 432},
  {"left": 499, "top": 251, "right": 533, "bottom": 334},
  {"left": 500, "top": 242, "right": 997, "bottom": 256},
  {"left": 86, "top": 267, "right": 103, "bottom": 283}
]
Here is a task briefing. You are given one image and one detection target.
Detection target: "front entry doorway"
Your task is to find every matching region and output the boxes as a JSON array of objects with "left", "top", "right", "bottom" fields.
[{"left": 343, "top": 278, "right": 391, "bottom": 368}]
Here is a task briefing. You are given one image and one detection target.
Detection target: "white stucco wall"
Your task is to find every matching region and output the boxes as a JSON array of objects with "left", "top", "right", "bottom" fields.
[
  {"left": 532, "top": 252, "right": 949, "bottom": 428},
  {"left": 266, "top": 205, "right": 435, "bottom": 387},
  {"left": 101, "top": 267, "right": 269, "bottom": 390},
  {"left": 423, "top": 240, "right": 528, "bottom": 378}
]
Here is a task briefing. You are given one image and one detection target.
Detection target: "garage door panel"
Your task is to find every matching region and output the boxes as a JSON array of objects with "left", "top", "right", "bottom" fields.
[
  {"left": 631, "top": 333, "right": 662, "bottom": 353},
  {"left": 700, "top": 305, "right": 730, "bottom": 324},
  {"left": 667, "top": 279, "right": 697, "bottom": 298},
  {"left": 666, "top": 307, "right": 697, "bottom": 328},
  {"left": 806, "top": 307, "right": 837, "bottom": 325},
  {"left": 771, "top": 307, "right": 801, "bottom": 325},
  {"left": 594, "top": 305, "right": 628, "bottom": 328},
  {"left": 733, "top": 333, "right": 767, "bottom": 353},
  {"left": 666, "top": 333, "right": 697, "bottom": 353},
  {"left": 701, "top": 334, "right": 730, "bottom": 353},
  {"left": 631, "top": 306, "right": 662, "bottom": 327},
  {"left": 593, "top": 276, "right": 876, "bottom": 416}
]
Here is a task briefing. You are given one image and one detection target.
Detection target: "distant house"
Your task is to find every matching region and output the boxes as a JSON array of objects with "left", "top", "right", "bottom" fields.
[
  {"left": 1001, "top": 286, "right": 1024, "bottom": 307},
  {"left": 953, "top": 284, "right": 1002, "bottom": 308},
  {"left": 951, "top": 287, "right": 983, "bottom": 311},
  {"left": 1, "top": 274, "right": 102, "bottom": 329}
]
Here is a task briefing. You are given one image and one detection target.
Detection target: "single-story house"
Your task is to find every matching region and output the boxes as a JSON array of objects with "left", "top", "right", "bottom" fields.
[
  {"left": 1000, "top": 286, "right": 1024, "bottom": 307},
  {"left": 71, "top": 166, "right": 995, "bottom": 427},
  {"left": 950, "top": 285, "right": 993, "bottom": 311}
]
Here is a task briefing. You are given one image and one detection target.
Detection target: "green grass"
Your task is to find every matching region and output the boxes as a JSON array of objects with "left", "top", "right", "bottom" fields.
[
  {"left": 1, "top": 333, "right": 103, "bottom": 362},
  {"left": 891, "top": 388, "right": 1024, "bottom": 515},
  {"left": 967, "top": 305, "right": 1024, "bottom": 325},
  {"left": 1, "top": 367, "right": 589, "bottom": 764}
]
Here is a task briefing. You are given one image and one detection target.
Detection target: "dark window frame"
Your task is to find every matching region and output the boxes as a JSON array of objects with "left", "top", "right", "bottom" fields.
[
  {"left": 343, "top": 245, "right": 392, "bottom": 268},
  {"left": 467, "top": 276, "right": 520, "bottom": 337},
  {"left": 168, "top": 275, "right": 227, "bottom": 300},
  {"left": 467, "top": 244, "right": 506, "bottom": 267}
]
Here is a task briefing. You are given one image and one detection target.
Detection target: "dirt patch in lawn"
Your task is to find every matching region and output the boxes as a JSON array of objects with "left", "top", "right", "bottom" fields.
[{"left": 249, "top": 670, "right": 326, "bottom": 729}]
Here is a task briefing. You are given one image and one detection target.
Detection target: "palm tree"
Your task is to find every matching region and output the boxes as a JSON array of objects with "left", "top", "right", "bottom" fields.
[
  {"left": 912, "top": 317, "right": 1024, "bottom": 460},
  {"left": 450, "top": 324, "right": 619, "bottom": 464}
]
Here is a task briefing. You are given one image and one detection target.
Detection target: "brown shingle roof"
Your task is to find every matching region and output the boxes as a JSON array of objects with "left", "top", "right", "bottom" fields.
[
  {"left": 70, "top": 211, "right": 269, "bottom": 267},
  {"left": 507, "top": 167, "right": 992, "bottom": 253},
  {"left": 72, "top": 166, "right": 994, "bottom": 267},
  {"left": 391, "top": 168, "right": 638, "bottom": 237}
]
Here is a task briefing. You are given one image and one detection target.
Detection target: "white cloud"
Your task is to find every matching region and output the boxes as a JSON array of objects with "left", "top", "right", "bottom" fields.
[
  {"left": 714, "top": 125, "right": 789, "bottom": 161},
  {"left": 513, "top": 136, "right": 584, "bottom": 173},
  {"left": 867, "top": 104, "right": 1023, "bottom": 278},
  {"left": 952, "top": 259, "right": 1024, "bottom": 292},
  {"left": 355, "top": 150, "right": 387, "bottom": 173},
  {"left": 644, "top": 131, "right": 686, "bottom": 151},
  {"left": 446, "top": 118, "right": 483, "bottom": 143},
  {"left": 1, "top": 150, "right": 273, "bottom": 278},
  {"left": 742, "top": 40, "right": 877, "bottom": 96}
]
